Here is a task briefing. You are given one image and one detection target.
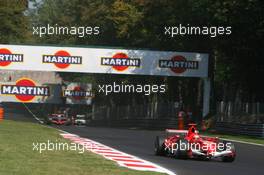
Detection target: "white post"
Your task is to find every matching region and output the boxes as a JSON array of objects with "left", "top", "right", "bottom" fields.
[{"left": 202, "top": 77, "right": 211, "bottom": 118}]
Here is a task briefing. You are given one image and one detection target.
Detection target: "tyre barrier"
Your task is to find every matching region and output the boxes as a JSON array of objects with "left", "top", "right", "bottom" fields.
[{"left": 215, "top": 122, "right": 264, "bottom": 138}]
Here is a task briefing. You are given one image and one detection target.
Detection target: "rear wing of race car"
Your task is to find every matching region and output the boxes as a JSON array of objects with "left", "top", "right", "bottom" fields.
[
  {"left": 165, "top": 129, "right": 188, "bottom": 134},
  {"left": 165, "top": 129, "right": 188, "bottom": 136}
]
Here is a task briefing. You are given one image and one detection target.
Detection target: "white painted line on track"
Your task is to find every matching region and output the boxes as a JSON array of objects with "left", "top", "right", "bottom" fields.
[
  {"left": 22, "top": 103, "right": 44, "bottom": 124},
  {"left": 221, "top": 138, "right": 264, "bottom": 147},
  {"left": 201, "top": 134, "right": 264, "bottom": 147}
]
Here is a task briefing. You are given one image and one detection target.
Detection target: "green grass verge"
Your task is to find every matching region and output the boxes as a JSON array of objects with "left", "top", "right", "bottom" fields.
[
  {"left": 0, "top": 120, "right": 164, "bottom": 175},
  {"left": 201, "top": 131, "right": 264, "bottom": 145}
]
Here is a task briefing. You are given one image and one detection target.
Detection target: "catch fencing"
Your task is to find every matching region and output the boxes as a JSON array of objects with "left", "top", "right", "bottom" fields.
[
  {"left": 89, "top": 102, "right": 199, "bottom": 129},
  {"left": 91, "top": 102, "right": 181, "bottom": 120}
]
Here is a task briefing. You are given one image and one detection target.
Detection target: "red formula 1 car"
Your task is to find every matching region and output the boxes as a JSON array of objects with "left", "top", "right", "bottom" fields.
[
  {"left": 154, "top": 124, "right": 236, "bottom": 162},
  {"left": 47, "top": 113, "right": 71, "bottom": 125}
]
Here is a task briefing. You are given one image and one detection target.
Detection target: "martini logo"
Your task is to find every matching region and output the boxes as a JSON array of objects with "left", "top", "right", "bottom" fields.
[
  {"left": 159, "top": 55, "right": 199, "bottom": 74},
  {"left": 0, "top": 78, "right": 50, "bottom": 102},
  {"left": 43, "top": 50, "right": 82, "bottom": 69},
  {"left": 63, "top": 86, "right": 92, "bottom": 100},
  {"left": 0, "top": 48, "right": 23, "bottom": 67},
  {"left": 101, "top": 53, "right": 141, "bottom": 71}
]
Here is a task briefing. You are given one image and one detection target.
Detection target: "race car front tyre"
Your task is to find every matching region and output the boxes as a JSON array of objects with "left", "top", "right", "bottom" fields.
[
  {"left": 220, "top": 141, "right": 236, "bottom": 162},
  {"left": 173, "top": 139, "right": 189, "bottom": 159},
  {"left": 154, "top": 136, "right": 165, "bottom": 156}
]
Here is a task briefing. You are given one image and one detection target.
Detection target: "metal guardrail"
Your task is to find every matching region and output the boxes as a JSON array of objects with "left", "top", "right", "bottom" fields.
[{"left": 215, "top": 122, "right": 264, "bottom": 138}]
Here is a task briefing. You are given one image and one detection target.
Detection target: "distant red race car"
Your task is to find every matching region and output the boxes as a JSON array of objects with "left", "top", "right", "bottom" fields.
[
  {"left": 154, "top": 124, "right": 236, "bottom": 162},
  {"left": 47, "top": 113, "right": 70, "bottom": 125}
]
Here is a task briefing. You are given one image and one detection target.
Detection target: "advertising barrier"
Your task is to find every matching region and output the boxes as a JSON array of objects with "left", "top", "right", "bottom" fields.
[
  {"left": 0, "top": 44, "right": 209, "bottom": 77},
  {"left": 0, "top": 78, "right": 62, "bottom": 103},
  {"left": 63, "top": 82, "right": 92, "bottom": 105}
]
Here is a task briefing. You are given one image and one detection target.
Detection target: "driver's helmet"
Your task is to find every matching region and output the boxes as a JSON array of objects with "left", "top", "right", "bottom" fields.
[{"left": 187, "top": 124, "right": 199, "bottom": 140}]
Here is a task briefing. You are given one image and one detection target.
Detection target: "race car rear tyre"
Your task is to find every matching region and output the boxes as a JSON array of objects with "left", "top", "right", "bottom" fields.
[
  {"left": 173, "top": 139, "right": 189, "bottom": 159},
  {"left": 220, "top": 140, "right": 236, "bottom": 162},
  {"left": 154, "top": 136, "right": 165, "bottom": 156}
]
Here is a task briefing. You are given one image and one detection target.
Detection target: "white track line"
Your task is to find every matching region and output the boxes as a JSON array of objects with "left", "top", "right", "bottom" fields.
[
  {"left": 221, "top": 138, "right": 264, "bottom": 147},
  {"left": 201, "top": 134, "right": 264, "bottom": 147},
  {"left": 22, "top": 103, "right": 44, "bottom": 124},
  {"left": 61, "top": 133, "right": 176, "bottom": 175}
]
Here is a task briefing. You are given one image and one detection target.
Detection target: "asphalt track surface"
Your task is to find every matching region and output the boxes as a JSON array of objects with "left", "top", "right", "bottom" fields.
[{"left": 4, "top": 107, "right": 264, "bottom": 175}]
